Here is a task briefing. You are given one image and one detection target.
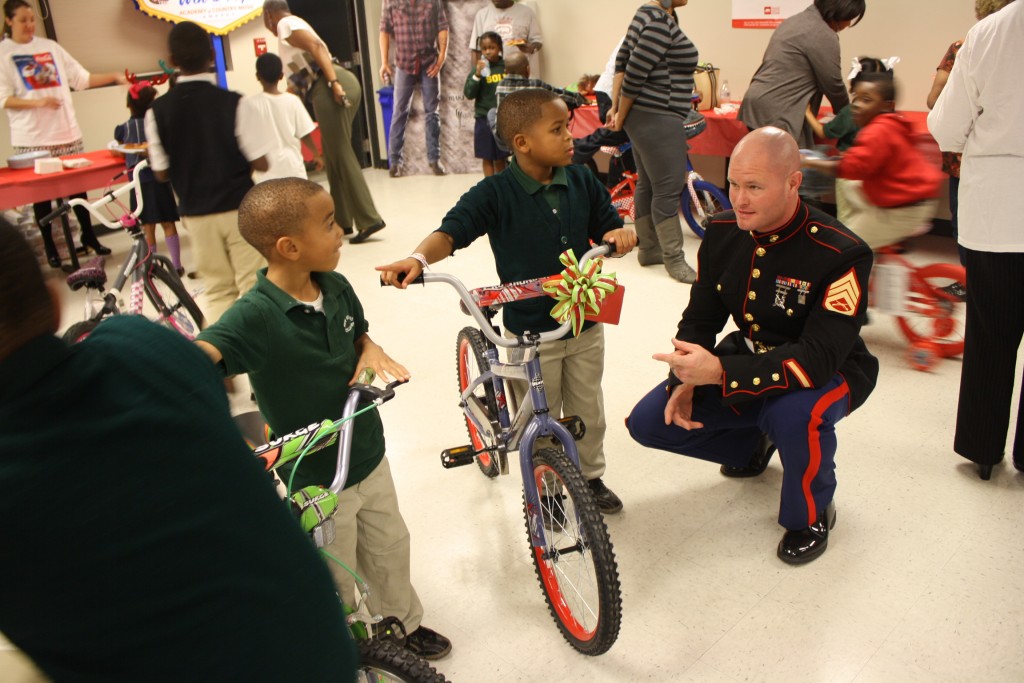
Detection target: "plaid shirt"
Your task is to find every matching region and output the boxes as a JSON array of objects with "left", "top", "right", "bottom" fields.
[
  {"left": 495, "top": 75, "right": 586, "bottom": 111},
  {"left": 380, "top": 0, "right": 449, "bottom": 75}
]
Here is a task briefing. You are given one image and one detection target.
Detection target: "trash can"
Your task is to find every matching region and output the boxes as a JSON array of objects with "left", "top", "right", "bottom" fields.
[{"left": 377, "top": 85, "right": 394, "bottom": 160}]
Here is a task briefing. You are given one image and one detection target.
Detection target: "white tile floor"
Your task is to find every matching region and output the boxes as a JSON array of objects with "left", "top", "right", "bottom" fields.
[{"left": 42, "top": 169, "right": 1024, "bottom": 681}]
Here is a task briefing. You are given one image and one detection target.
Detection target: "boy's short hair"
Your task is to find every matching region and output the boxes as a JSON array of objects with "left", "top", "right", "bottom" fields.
[
  {"left": 238, "top": 178, "right": 326, "bottom": 257},
  {"left": 497, "top": 88, "right": 560, "bottom": 149},
  {"left": 857, "top": 72, "right": 896, "bottom": 103},
  {"left": 0, "top": 217, "right": 53, "bottom": 358},
  {"left": 262, "top": 0, "right": 290, "bottom": 12},
  {"left": 256, "top": 53, "right": 284, "bottom": 83},
  {"left": 169, "top": 21, "right": 213, "bottom": 74}
]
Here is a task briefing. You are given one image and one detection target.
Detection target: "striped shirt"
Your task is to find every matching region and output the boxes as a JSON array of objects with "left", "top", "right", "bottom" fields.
[
  {"left": 615, "top": 5, "right": 698, "bottom": 118},
  {"left": 495, "top": 75, "right": 586, "bottom": 111}
]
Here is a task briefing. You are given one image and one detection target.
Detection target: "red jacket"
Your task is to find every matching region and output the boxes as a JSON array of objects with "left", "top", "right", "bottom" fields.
[{"left": 837, "top": 113, "right": 943, "bottom": 208}]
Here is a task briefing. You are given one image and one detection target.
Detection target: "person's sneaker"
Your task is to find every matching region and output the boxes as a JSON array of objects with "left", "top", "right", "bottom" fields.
[
  {"left": 429, "top": 160, "right": 448, "bottom": 176},
  {"left": 404, "top": 626, "right": 451, "bottom": 660},
  {"left": 541, "top": 493, "right": 567, "bottom": 531},
  {"left": 587, "top": 477, "right": 623, "bottom": 514},
  {"left": 388, "top": 162, "right": 403, "bottom": 178}
]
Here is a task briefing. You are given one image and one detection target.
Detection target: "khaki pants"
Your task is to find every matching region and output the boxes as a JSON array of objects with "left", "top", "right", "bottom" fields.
[
  {"left": 327, "top": 456, "right": 424, "bottom": 634},
  {"left": 507, "top": 325, "right": 608, "bottom": 479},
  {"left": 181, "top": 210, "right": 265, "bottom": 323},
  {"left": 837, "top": 182, "right": 939, "bottom": 251}
]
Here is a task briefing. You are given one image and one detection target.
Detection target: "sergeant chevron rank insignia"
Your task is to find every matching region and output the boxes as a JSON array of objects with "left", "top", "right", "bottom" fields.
[{"left": 823, "top": 269, "right": 861, "bottom": 316}]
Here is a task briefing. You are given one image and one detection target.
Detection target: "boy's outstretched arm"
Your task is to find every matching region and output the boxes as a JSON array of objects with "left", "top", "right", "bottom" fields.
[
  {"left": 601, "top": 227, "right": 638, "bottom": 256},
  {"left": 375, "top": 231, "right": 455, "bottom": 289},
  {"left": 350, "top": 334, "right": 410, "bottom": 385}
]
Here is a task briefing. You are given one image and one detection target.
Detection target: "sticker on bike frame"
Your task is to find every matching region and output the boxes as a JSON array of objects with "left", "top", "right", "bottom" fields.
[{"left": 253, "top": 419, "right": 338, "bottom": 471}]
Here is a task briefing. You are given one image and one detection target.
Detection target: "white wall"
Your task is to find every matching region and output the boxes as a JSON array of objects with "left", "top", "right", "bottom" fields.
[{"left": 1, "top": 0, "right": 984, "bottom": 167}]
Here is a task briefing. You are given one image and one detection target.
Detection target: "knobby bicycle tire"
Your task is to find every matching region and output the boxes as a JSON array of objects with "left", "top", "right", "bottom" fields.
[
  {"left": 680, "top": 179, "right": 730, "bottom": 239},
  {"left": 356, "top": 638, "right": 449, "bottom": 682},
  {"left": 524, "top": 447, "right": 622, "bottom": 655},
  {"left": 62, "top": 319, "right": 101, "bottom": 344},
  {"left": 144, "top": 261, "right": 205, "bottom": 339},
  {"left": 455, "top": 327, "right": 500, "bottom": 478}
]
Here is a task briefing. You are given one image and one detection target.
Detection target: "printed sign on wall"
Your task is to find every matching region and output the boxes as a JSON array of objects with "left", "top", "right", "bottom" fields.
[
  {"left": 732, "top": 0, "right": 807, "bottom": 29},
  {"left": 135, "top": 0, "right": 264, "bottom": 35}
]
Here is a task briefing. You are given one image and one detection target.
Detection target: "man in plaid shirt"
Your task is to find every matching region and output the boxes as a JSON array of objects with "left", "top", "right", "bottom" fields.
[{"left": 379, "top": 0, "right": 449, "bottom": 177}]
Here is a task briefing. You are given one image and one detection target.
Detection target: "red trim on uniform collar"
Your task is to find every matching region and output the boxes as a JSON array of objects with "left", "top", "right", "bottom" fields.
[{"left": 749, "top": 202, "right": 808, "bottom": 247}]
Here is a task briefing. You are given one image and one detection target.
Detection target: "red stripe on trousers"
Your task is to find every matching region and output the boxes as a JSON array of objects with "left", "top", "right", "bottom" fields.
[{"left": 802, "top": 381, "right": 850, "bottom": 526}]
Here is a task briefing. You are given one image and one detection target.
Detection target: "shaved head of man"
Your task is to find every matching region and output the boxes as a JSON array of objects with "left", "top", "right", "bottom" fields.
[{"left": 727, "top": 127, "right": 804, "bottom": 233}]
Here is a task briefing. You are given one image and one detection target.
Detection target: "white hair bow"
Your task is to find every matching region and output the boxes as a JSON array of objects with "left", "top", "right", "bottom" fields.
[
  {"left": 848, "top": 58, "right": 863, "bottom": 81},
  {"left": 882, "top": 56, "right": 901, "bottom": 70}
]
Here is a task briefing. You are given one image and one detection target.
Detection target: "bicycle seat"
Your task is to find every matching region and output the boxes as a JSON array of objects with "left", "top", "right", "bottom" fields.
[
  {"left": 65, "top": 257, "right": 107, "bottom": 291},
  {"left": 683, "top": 110, "right": 707, "bottom": 139}
]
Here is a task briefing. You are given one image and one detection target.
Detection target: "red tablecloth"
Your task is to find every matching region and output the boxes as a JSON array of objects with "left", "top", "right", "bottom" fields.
[
  {"left": 0, "top": 149, "right": 125, "bottom": 210},
  {"left": 569, "top": 105, "right": 602, "bottom": 139}
]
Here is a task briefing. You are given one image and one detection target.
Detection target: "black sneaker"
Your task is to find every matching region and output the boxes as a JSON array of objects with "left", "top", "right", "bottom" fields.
[
  {"left": 587, "top": 477, "right": 623, "bottom": 514},
  {"left": 541, "top": 493, "right": 567, "bottom": 531},
  {"left": 939, "top": 281, "right": 967, "bottom": 302},
  {"left": 404, "top": 625, "right": 451, "bottom": 660}
]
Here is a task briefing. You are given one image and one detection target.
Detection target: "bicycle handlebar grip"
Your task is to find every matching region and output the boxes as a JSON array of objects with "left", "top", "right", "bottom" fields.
[
  {"left": 379, "top": 272, "right": 425, "bottom": 287},
  {"left": 39, "top": 202, "right": 71, "bottom": 227}
]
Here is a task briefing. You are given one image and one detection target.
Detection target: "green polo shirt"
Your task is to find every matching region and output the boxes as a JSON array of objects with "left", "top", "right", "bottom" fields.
[
  {"left": 437, "top": 158, "right": 623, "bottom": 336},
  {"left": 197, "top": 269, "right": 385, "bottom": 490},
  {"left": 0, "top": 316, "right": 354, "bottom": 681}
]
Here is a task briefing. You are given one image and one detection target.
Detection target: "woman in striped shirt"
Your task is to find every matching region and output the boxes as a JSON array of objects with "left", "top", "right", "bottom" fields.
[{"left": 609, "top": 0, "right": 699, "bottom": 283}]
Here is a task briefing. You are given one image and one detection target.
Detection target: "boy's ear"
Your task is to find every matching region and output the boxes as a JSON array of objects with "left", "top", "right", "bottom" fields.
[
  {"left": 512, "top": 131, "right": 530, "bottom": 155},
  {"left": 275, "top": 234, "right": 301, "bottom": 262}
]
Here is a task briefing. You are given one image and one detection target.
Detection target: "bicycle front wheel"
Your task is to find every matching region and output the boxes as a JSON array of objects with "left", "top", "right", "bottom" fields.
[
  {"left": 680, "top": 179, "right": 730, "bottom": 239},
  {"left": 525, "top": 447, "right": 622, "bottom": 655},
  {"left": 894, "top": 262, "right": 966, "bottom": 358},
  {"left": 356, "top": 638, "right": 449, "bottom": 682},
  {"left": 144, "top": 262, "right": 205, "bottom": 339},
  {"left": 455, "top": 327, "right": 500, "bottom": 478}
]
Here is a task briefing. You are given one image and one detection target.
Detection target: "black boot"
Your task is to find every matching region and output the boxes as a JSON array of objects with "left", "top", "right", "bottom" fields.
[
  {"left": 75, "top": 203, "right": 111, "bottom": 255},
  {"left": 40, "top": 223, "right": 62, "bottom": 268}
]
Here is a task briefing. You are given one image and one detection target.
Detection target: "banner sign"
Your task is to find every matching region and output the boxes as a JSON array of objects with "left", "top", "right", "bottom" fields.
[
  {"left": 732, "top": 1, "right": 807, "bottom": 29},
  {"left": 134, "top": 0, "right": 263, "bottom": 36}
]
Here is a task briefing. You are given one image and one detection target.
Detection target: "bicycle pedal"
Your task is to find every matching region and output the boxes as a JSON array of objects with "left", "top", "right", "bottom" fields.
[
  {"left": 441, "top": 445, "right": 479, "bottom": 469},
  {"left": 558, "top": 415, "right": 587, "bottom": 441}
]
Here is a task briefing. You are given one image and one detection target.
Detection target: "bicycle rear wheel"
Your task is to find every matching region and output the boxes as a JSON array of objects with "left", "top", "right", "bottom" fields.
[
  {"left": 356, "top": 638, "right": 449, "bottom": 682},
  {"left": 894, "top": 262, "right": 966, "bottom": 359},
  {"left": 455, "top": 327, "right": 500, "bottom": 478},
  {"left": 525, "top": 447, "right": 622, "bottom": 655},
  {"left": 62, "top": 319, "right": 100, "bottom": 344},
  {"left": 680, "top": 179, "right": 730, "bottom": 239},
  {"left": 144, "top": 261, "right": 205, "bottom": 339}
]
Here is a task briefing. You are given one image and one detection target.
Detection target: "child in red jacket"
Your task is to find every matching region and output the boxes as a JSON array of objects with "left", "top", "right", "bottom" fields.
[{"left": 802, "top": 73, "right": 943, "bottom": 250}]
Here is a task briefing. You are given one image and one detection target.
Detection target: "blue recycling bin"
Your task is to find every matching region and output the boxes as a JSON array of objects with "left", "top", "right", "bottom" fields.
[{"left": 377, "top": 85, "right": 394, "bottom": 160}]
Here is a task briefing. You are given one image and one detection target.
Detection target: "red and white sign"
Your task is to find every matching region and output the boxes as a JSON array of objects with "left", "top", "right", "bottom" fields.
[
  {"left": 254, "top": 37, "right": 267, "bottom": 56},
  {"left": 732, "top": 0, "right": 806, "bottom": 29},
  {"left": 134, "top": 0, "right": 264, "bottom": 36}
]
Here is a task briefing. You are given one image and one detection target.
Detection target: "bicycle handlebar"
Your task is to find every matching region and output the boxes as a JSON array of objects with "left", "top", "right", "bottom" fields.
[
  {"left": 39, "top": 160, "right": 148, "bottom": 230},
  {"left": 422, "top": 242, "right": 612, "bottom": 349}
]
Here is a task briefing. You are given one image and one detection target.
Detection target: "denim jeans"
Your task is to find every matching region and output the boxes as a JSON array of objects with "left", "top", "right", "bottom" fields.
[{"left": 389, "top": 67, "right": 441, "bottom": 164}]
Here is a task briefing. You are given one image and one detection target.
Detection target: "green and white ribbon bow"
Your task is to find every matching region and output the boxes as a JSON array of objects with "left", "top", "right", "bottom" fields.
[{"left": 542, "top": 249, "right": 618, "bottom": 337}]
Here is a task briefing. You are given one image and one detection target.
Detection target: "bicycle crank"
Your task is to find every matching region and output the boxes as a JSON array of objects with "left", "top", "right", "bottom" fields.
[{"left": 441, "top": 445, "right": 498, "bottom": 469}]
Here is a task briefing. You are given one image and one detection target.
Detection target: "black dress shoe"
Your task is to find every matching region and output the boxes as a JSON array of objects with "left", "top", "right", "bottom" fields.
[
  {"left": 79, "top": 241, "right": 112, "bottom": 256},
  {"left": 350, "top": 221, "right": 385, "bottom": 244},
  {"left": 721, "top": 434, "right": 776, "bottom": 478},
  {"left": 978, "top": 463, "right": 994, "bottom": 480},
  {"left": 587, "top": 477, "right": 623, "bottom": 514},
  {"left": 47, "top": 255, "right": 62, "bottom": 268},
  {"left": 777, "top": 501, "right": 836, "bottom": 565}
]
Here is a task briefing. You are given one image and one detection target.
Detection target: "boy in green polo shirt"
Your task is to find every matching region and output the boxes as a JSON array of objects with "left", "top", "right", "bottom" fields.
[
  {"left": 377, "top": 88, "right": 637, "bottom": 513},
  {"left": 195, "top": 178, "right": 452, "bottom": 661}
]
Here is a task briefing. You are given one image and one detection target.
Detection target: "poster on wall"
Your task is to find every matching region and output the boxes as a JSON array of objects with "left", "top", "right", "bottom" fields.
[
  {"left": 732, "top": 0, "right": 807, "bottom": 29},
  {"left": 134, "top": 0, "right": 263, "bottom": 35}
]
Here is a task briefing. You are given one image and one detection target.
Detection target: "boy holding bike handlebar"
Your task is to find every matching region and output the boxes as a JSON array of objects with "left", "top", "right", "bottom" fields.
[
  {"left": 195, "top": 178, "right": 452, "bottom": 661},
  {"left": 377, "top": 87, "right": 637, "bottom": 514}
]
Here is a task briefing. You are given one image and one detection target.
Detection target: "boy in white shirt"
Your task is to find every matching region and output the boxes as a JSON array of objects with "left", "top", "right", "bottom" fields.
[{"left": 241, "top": 52, "right": 323, "bottom": 183}]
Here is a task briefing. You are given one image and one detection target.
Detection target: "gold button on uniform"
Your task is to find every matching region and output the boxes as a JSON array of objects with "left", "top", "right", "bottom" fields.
[
  {"left": 810, "top": 226, "right": 819, "bottom": 234},
  {"left": 770, "top": 235, "right": 779, "bottom": 243},
  {"left": 772, "top": 373, "right": 780, "bottom": 381},
  {"left": 756, "top": 247, "right": 766, "bottom": 257},
  {"left": 730, "top": 381, "right": 739, "bottom": 389},
  {"left": 748, "top": 291, "right": 756, "bottom": 301},
  {"left": 752, "top": 269, "right": 761, "bottom": 278},
  {"left": 752, "top": 324, "right": 761, "bottom": 332},
  {"left": 744, "top": 313, "right": 754, "bottom": 322},
  {"left": 716, "top": 284, "right": 722, "bottom": 291},
  {"left": 753, "top": 377, "right": 761, "bottom": 386}
]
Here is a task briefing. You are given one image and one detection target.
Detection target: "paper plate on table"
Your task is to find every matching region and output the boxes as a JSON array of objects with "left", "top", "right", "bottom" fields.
[{"left": 7, "top": 150, "right": 50, "bottom": 169}]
